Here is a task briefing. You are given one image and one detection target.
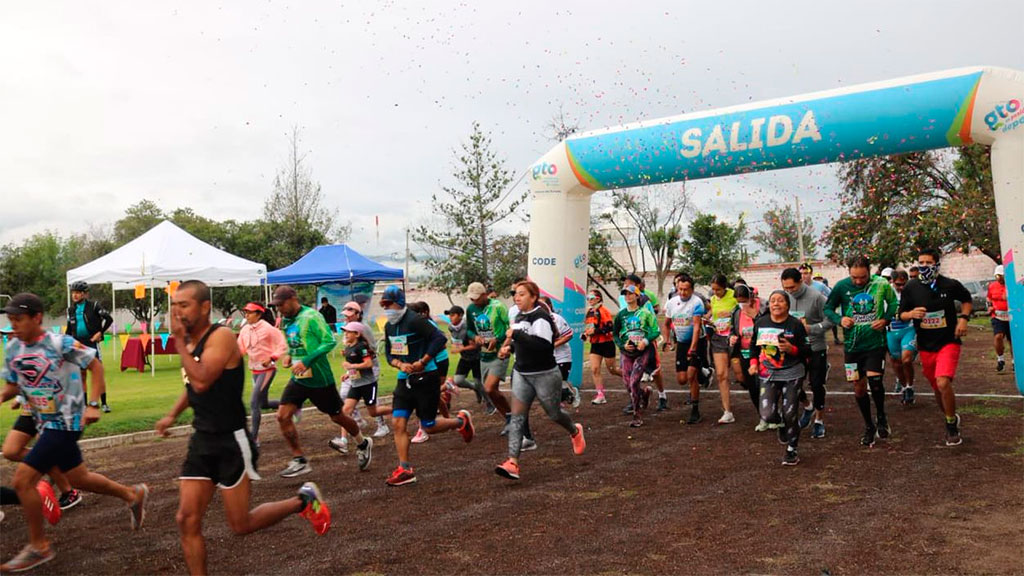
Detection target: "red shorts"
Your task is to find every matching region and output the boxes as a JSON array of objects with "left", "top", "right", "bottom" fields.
[{"left": 919, "top": 343, "right": 961, "bottom": 389}]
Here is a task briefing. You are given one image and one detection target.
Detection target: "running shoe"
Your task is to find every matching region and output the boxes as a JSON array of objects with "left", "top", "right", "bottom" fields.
[
  {"left": 861, "top": 426, "right": 877, "bottom": 448},
  {"left": 901, "top": 386, "right": 915, "bottom": 406},
  {"left": 640, "top": 387, "right": 652, "bottom": 411},
  {"left": 640, "top": 372, "right": 652, "bottom": 383},
  {"left": 385, "top": 465, "right": 417, "bottom": 486},
  {"left": 702, "top": 367, "right": 715, "bottom": 389},
  {"left": 485, "top": 404, "right": 497, "bottom": 416},
  {"left": 767, "top": 421, "right": 782, "bottom": 430},
  {"left": 717, "top": 411, "right": 735, "bottom": 425},
  {"left": 622, "top": 404, "right": 635, "bottom": 415},
  {"left": 782, "top": 449, "right": 799, "bottom": 466},
  {"left": 297, "top": 482, "right": 331, "bottom": 535},
  {"left": 495, "top": 459, "right": 520, "bottom": 480},
  {"left": 1, "top": 544, "right": 56, "bottom": 573},
  {"left": 591, "top": 393, "right": 607, "bottom": 405},
  {"left": 686, "top": 406, "right": 702, "bottom": 425},
  {"left": 571, "top": 386, "right": 581, "bottom": 409},
  {"left": 356, "top": 438, "right": 373, "bottom": 471},
  {"left": 128, "top": 484, "right": 149, "bottom": 530},
  {"left": 36, "top": 481, "right": 61, "bottom": 526},
  {"left": 945, "top": 414, "right": 963, "bottom": 446},
  {"left": 101, "top": 404, "right": 112, "bottom": 413},
  {"left": 876, "top": 415, "right": 891, "bottom": 439},
  {"left": 445, "top": 377, "right": 459, "bottom": 395},
  {"left": 754, "top": 419, "right": 770, "bottom": 432},
  {"left": 58, "top": 488, "right": 83, "bottom": 510},
  {"left": 372, "top": 424, "right": 391, "bottom": 438},
  {"left": 411, "top": 428, "right": 429, "bottom": 444},
  {"left": 280, "top": 457, "right": 312, "bottom": 478},
  {"left": 798, "top": 408, "right": 814, "bottom": 430},
  {"left": 656, "top": 397, "right": 669, "bottom": 412},
  {"left": 328, "top": 436, "right": 349, "bottom": 455},
  {"left": 894, "top": 380, "right": 903, "bottom": 394},
  {"left": 629, "top": 417, "right": 644, "bottom": 428},
  {"left": 571, "top": 423, "right": 586, "bottom": 455},
  {"left": 520, "top": 438, "right": 538, "bottom": 451},
  {"left": 457, "top": 409, "right": 475, "bottom": 443},
  {"left": 997, "top": 359, "right": 1005, "bottom": 373},
  {"left": 812, "top": 421, "right": 826, "bottom": 439}
]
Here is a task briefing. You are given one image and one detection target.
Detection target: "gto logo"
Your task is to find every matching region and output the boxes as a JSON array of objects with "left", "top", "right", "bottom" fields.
[
  {"left": 573, "top": 253, "right": 588, "bottom": 269},
  {"left": 984, "top": 98, "right": 1023, "bottom": 131},
  {"left": 531, "top": 163, "right": 558, "bottom": 179},
  {"left": 531, "top": 257, "right": 557, "bottom": 266}
]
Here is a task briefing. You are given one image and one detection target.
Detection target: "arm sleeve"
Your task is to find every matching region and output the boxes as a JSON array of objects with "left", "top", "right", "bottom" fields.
[
  {"left": 807, "top": 294, "right": 834, "bottom": 336},
  {"left": 823, "top": 287, "right": 842, "bottom": 325},
  {"left": 882, "top": 284, "right": 898, "bottom": 321},
  {"left": 98, "top": 306, "right": 114, "bottom": 333},
  {"left": 749, "top": 324, "right": 761, "bottom": 362},
  {"left": 465, "top": 311, "right": 478, "bottom": 339},
  {"left": 952, "top": 280, "right": 973, "bottom": 307},
  {"left": 643, "top": 310, "right": 661, "bottom": 342},
  {"left": 270, "top": 325, "right": 288, "bottom": 358},
  {"left": 792, "top": 320, "right": 811, "bottom": 360},
  {"left": 65, "top": 307, "right": 73, "bottom": 335},
  {"left": 301, "top": 316, "right": 337, "bottom": 365},
  {"left": 237, "top": 327, "right": 248, "bottom": 356},
  {"left": 384, "top": 331, "right": 394, "bottom": 364},
  {"left": 492, "top": 304, "right": 510, "bottom": 347},
  {"left": 414, "top": 317, "right": 447, "bottom": 359},
  {"left": 612, "top": 313, "right": 625, "bottom": 349}
]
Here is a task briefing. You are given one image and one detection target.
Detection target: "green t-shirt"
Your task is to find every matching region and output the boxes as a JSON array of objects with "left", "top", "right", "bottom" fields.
[
  {"left": 612, "top": 306, "right": 661, "bottom": 352},
  {"left": 466, "top": 298, "right": 509, "bottom": 362},
  {"left": 824, "top": 275, "right": 898, "bottom": 353},
  {"left": 280, "top": 305, "right": 337, "bottom": 388}
]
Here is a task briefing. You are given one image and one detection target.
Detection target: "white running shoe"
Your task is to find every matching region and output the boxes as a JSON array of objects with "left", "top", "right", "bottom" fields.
[
  {"left": 591, "top": 393, "right": 607, "bottom": 405},
  {"left": 328, "top": 436, "right": 349, "bottom": 455},
  {"left": 754, "top": 419, "right": 770, "bottom": 432},
  {"left": 717, "top": 411, "right": 735, "bottom": 424},
  {"left": 372, "top": 424, "right": 391, "bottom": 438},
  {"left": 520, "top": 438, "right": 538, "bottom": 451},
  {"left": 411, "top": 428, "right": 429, "bottom": 444}
]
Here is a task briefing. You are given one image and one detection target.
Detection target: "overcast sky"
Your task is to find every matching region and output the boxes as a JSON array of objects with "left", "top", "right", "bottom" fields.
[{"left": 2, "top": 0, "right": 1020, "bottom": 262}]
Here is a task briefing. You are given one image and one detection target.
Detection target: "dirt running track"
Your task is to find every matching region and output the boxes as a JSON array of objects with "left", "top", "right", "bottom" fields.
[{"left": 2, "top": 330, "right": 1022, "bottom": 575}]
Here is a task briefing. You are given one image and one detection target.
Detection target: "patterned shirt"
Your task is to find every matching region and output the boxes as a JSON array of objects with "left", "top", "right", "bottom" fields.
[{"left": 3, "top": 333, "right": 96, "bottom": 432}]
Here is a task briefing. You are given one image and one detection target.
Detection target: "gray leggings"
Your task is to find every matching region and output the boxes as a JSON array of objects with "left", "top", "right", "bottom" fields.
[
  {"left": 759, "top": 376, "right": 803, "bottom": 449},
  {"left": 250, "top": 368, "right": 281, "bottom": 440},
  {"left": 507, "top": 368, "right": 575, "bottom": 458}
]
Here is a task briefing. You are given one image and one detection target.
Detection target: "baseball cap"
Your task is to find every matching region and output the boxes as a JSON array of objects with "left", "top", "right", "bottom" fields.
[
  {"left": 270, "top": 286, "right": 297, "bottom": 306},
  {"left": 620, "top": 285, "right": 638, "bottom": 295},
  {"left": 380, "top": 285, "right": 406, "bottom": 307},
  {"left": 341, "top": 301, "right": 363, "bottom": 314},
  {"left": 466, "top": 282, "right": 487, "bottom": 300},
  {"left": 995, "top": 265, "right": 1004, "bottom": 276},
  {"left": 444, "top": 305, "right": 464, "bottom": 316},
  {"left": 242, "top": 302, "right": 266, "bottom": 313},
  {"left": 3, "top": 293, "right": 44, "bottom": 315},
  {"left": 341, "top": 321, "right": 364, "bottom": 333},
  {"left": 881, "top": 267, "right": 894, "bottom": 278}
]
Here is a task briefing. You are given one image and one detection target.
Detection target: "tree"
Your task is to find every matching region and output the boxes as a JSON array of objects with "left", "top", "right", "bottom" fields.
[
  {"left": 677, "top": 212, "right": 751, "bottom": 285},
  {"left": 413, "top": 122, "right": 527, "bottom": 293},
  {"left": 751, "top": 201, "right": 818, "bottom": 263},
  {"left": 0, "top": 231, "right": 78, "bottom": 316},
  {"left": 602, "top": 183, "right": 691, "bottom": 296},
  {"left": 114, "top": 199, "right": 165, "bottom": 244},
  {"left": 824, "top": 145, "right": 1000, "bottom": 267}
]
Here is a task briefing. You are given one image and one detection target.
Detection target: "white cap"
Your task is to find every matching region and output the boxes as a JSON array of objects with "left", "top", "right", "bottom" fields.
[
  {"left": 994, "top": 265, "right": 1004, "bottom": 276},
  {"left": 881, "top": 267, "right": 893, "bottom": 278}
]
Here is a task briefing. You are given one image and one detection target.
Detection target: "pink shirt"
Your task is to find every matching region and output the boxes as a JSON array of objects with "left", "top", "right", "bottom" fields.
[{"left": 237, "top": 319, "right": 287, "bottom": 372}]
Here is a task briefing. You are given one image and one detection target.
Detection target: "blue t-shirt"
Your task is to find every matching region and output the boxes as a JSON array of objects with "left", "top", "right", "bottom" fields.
[
  {"left": 75, "top": 302, "right": 89, "bottom": 340},
  {"left": 2, "top": 333, "right": 96, "bottom": 432}
]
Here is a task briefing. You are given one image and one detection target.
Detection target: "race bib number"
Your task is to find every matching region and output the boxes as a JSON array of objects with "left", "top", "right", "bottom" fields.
[
  {"left": 295, "top": 368, "right": 313, "bottom": 380},
  {"left": 391, "top": 335, "right": 409, "bottom": 356},
  {"left": 994, "top": 309, "right": 1010, "bottom": 321},
  {"left": 714, "top": 316, "right": 732, "bottom": 336},
  {"left": 921, "top": 311, "right": 946, "bottom": 330},
  {"left": 790, "top": 310, "right": 805, "bottom": 320},
  {"left": 627, "top": 332, "right": 646, "bottom": 346},
  {"left": 27, "top": 390, "right": 57, "bottom": 414},
  {"left": 844, "top": 363, "right": 859, "bottom": 382},
  {"left": 756, "top": 328, "right": 782, "bottom": 347}
]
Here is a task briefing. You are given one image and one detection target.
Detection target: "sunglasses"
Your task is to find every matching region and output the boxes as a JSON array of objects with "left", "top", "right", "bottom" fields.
[
  {"left": 586, "top": 295, "right": 599, "bottom": 301},
  {"left": 343, "top": 307, "right": 360, "bottom": 313}
]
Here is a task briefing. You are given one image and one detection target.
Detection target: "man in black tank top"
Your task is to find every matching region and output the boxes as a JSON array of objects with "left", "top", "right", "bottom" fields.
[{"left": 156, "top": 280, "right": 332, "bottom": 575}]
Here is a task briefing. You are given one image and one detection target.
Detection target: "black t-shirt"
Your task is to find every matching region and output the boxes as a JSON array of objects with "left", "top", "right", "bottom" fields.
[
  {"left": 319, "top": 304, "right": 338, "bottom": 326},
  {"left": 898, "top": 276, "right": 972, "bottom": 352},
  {"left": 185, "top": 325, "right": 247, "bottom": 434}
]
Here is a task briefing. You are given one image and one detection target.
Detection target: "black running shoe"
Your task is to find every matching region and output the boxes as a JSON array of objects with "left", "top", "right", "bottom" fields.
[
  {"left": 622, "top": 403, "right": 634, "bottom": 415},
  {"left": 686, "top": 406, "right": 702, "bottom": 425},
  {"left": 997, "top": 359, "right": 1005, "bottom": 373},
  {"left": 58, "top": 489, "right": 82, "bottom": 510},
  {"left": 656, "top": 397, "right": 669, "bottom": 412},
  {"left": 861, "top": 426, "right": 877, "bottom": 447},
  {"left": 945, "top": 414, "right": 963, "bottom": 446},
  {"left": 782, "top": 449, "right": 799, "bottom": 466},
  {"left": 876, "top": 416, "right": 891, "bottom": 439},
  {"left": 901, "top": 386, "right": 915, "bottom": 406}
]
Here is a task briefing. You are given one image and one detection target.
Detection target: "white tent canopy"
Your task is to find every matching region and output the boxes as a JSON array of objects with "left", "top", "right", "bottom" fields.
[{"left": 66, "top": 220, "right": 266, "bottom": 288}]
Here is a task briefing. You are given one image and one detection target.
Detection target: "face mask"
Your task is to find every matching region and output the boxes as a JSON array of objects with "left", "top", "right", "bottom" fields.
[
  {"left": 918, "top": 264, "right": 938, "bottom": 283},
  {"left": 384, "top": 308, "right": 405, "bottom": 324}
]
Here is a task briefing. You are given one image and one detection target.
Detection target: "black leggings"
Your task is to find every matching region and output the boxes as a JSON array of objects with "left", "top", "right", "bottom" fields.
[
  {"left": 737, "top": 355, "right": 758, "bottom": 410},
  {"left": 759, "top": 377, "right": 804, "bottom": 449}
]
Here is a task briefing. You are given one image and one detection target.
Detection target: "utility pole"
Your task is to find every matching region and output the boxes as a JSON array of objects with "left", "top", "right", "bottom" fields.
[
  {"left": 405, "top": 228, "right": 410, "bottom": 285},
  {"left": 795, "top": 196, "right": 806, "bottom": 264}
]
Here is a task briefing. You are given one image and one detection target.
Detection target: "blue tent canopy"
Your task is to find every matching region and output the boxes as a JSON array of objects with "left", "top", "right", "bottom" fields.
[{"left": 266, "top": 244, "right": 403, "bottom": 285}]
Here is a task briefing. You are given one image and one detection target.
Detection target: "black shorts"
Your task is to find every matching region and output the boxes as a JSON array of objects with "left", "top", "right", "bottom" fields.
[
  {"left": 12, "top": 414, "right": 37, "bottom": 436},
  {"left": 992, "top": 318, "right": 1011, "bottom": 338},
  {"left": 280, "top": 380, "right": 343, "bottom": 416},
  {"left": 588, "top": 340, "right": 616, "bottom": 359},
  {"left": 180, "top": 429, "right": 260, "bottom": 489},
  {"left": 436, "top": 358, "right": 450, "bottom": 378},
  {"left": 23, "top": 429, "right": 83, "bottom": 474},
  {"left": 557, "top": 362, "right": 572, "bottom": 382},
  {"left": 709, "top": 333, "right": 731, "bottom": 354},
  {"left": 392, "top": 371, "right": 442, "bottom": 427},
  {"left": 645, "top": 347, "right": 661, "bottom": 375},
  {"left": 346, "top": 382, "right": 379, "bottom": 407},
  {"left": 843, "top": 348, "right": 886, "bottom": 380},
  {"left": 675, "top": 338, "right": 706, "bottom": 372},
  {"left": 455, "top": 357, "right": 481, "bottom": 380}
]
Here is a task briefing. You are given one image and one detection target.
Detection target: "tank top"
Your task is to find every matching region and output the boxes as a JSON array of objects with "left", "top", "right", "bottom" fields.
[{"left": 184, "top": 325, "right": 246, "bottom": 434}]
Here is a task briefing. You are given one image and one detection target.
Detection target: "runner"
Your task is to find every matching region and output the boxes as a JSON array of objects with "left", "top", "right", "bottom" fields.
[
  {"left": 824, "top": 257, "right": 899, "bottom": 447},
  {"left": 328, "top": 322, "right": 393, "bottom": 455},
  {"left": 781, "top": 268, "right": 834, "bottom": 440},
  {"left": 987, "top": 265, "right": 1013, "bottom": 372},
  {"left": 897, "top": 248, "right": 973, "bottom": 446},
  {"left": 706, "top": 274, "right": 739, "bottom": 424},
  {"left": 728, "top": 285, "right": 766, "bottom": 430},
  {"left": 662, "top": 273, "right": 705, "bottom": 425},
  {"left": 271, "top": 285, "right": 372, "bottom": 477},
  {"left": 381, "top": 286, "right": 474, "bottom": 486},
  {"left": 1, "top": 292, "right": 148, "bottom": 573},
  {"left": 613, "top": 285, "right": 659, "bottom": 427},
  {"left": 494, "top": 281, "right": 586, "bottom": 480},
  {"left": 466, "top": 281, "right": 517, "bottom": 426},
  {"left": 237, "top": 302, "right": 286, "bottom": 444},
  {"left": 538, "top": 296, "right": 578, "bottom": 409},
  {"left": 446, "top": 305, "right": 491, "bottom": 410},
  {"left": 406, "top": 301, "right": 452, "bottom": 443},
  {"left": 156, "top": 280, "right": 330, "bottom": 576},
  {"left": 617, "top": 274, "right": 667, "bottom": 411},
  {"left": 749, "top": 290, "right": 811, "bottom": 466},
  {"left": 886, "top": 270, "right": 918, "bottom": 404},
  {"left": 340, "top": 301, "right": 386, "bottom": 436},
  {"left": 65, "top": 281, "right": 113, "bottom": 412},
  {"left": 799, "top": 264, "right": 832, "bottom": 297},
  {"left": 582, "top": 289, "right": 621, "bottom": 405}
]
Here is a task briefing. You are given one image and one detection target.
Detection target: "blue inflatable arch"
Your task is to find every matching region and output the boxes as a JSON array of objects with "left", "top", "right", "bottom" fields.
[{"left": 526, "top": 66, "right": 1024, "bottom": 394}]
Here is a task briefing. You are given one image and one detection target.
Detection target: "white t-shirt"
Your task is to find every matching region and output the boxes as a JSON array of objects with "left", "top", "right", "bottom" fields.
[
  {"left": 663, "top": 295, "right": 705, "bottom": 343},
  {"left": 551, "top": 312, "right": 573, "bottom": 364}
]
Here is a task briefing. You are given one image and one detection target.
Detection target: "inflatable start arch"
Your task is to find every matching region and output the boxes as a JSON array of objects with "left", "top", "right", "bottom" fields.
[{"left": 526, "top": 66, "right": 1024, "bottom": 394}]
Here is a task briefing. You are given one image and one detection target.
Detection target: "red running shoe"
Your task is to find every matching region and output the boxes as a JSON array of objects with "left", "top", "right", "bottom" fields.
[
  {"left": 457, "top": 409, "right": 475, "bottom": 443},
  {"left": 571, "top": 423, "right": 586, "bottom": 455},
  {"left": 36, "top": 481, "right": 61, "bottom": 525},
  {"left": 494, "top": 458, "right": 520, "bottom": 480},
  {"left": 297, "top": 482, "right": 331, "bottom": 535},
  {"left": 386, "top": 466, "right": 417, "bottom": 486}
]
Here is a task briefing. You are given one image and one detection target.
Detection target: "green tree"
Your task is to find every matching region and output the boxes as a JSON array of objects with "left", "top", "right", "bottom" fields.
[
  {"left": 413, "top": 122, "right": 526, "bottom": 293},
  {"left": 751, "top": 201, "right": 818, "bottom": 263},
  {"left": 824, "top": 145, "right": 1000, "bottom": 267},
  {"left": 114, "top": 199, "right": 166, "bottom": 244},
  {"left": 0, "top": 231, "right": 79, "bottom": 316},
  {"left": 677, "top": 212, "right": 751, "bottom": 285}
]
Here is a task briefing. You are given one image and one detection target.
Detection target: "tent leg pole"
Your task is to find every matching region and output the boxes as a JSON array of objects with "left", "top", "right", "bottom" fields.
[
  {"left": 112, "top": 287, "right": 119, "bottom": 362},
  {"left": 150, "top": 283, "right": 155, "bottom": 377}
]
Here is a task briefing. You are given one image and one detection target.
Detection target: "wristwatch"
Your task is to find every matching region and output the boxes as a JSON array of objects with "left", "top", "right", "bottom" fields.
[
  {"left": 957, "top": 314, "right": 970, "bottom": 321},
  {"left": 87, "top": 401, "right": 100, "bottom": 408}
]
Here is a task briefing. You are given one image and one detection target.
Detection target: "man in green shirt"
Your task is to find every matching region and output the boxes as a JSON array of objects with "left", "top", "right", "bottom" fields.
[
  {"left": 824, "top": 257, "right": 898, "bottom": 447},
  {"left": 465, "top": 282, "right": 516, "bottom": 425},
  {"left": 272, "top": 286, "right": 372, "bottom": 478}
]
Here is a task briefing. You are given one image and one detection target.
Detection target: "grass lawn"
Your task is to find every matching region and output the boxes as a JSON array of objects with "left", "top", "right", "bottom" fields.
[{"left": 0, "top": 335, "right": 414, "bottom": 442}]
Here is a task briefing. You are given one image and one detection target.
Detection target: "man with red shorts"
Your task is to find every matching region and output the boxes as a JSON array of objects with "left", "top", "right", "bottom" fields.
[{"left": 897, "top": 248, "right": 972, "bottom": 446}]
